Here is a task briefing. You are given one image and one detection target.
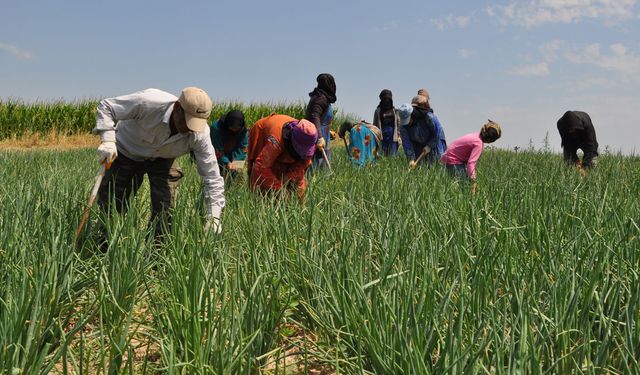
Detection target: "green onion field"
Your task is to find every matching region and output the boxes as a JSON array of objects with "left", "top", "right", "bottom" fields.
[{"left": 1, "top": 101, "right": 639, "bottom": 374}]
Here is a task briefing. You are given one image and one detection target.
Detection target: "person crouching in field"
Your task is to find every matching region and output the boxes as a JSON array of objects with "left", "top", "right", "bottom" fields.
[
  {"left": 440, "top": 120, "right": 502, "bottom": 193},
  {"left": 338, "top": 119, "right": 382, "bottom": 167},
  {"left": 247, "top": 114, "right": 318, "bottom": 201},
  {"left": 210, "top": 109, "right": 248, "bottom": 178},
  {"left": 557, "top": 110, "right": 599, "bottom": 170},
  {"left": 399, "top": 95, "right": 447, "bottom": 169},
  {"left": 93, "top": 87, "right": 225, "bottom": 240}
]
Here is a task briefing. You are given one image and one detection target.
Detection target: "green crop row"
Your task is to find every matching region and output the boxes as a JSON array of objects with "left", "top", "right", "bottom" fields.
[{"left": 1, "top": 146, "right": 639, "bottom": 373}]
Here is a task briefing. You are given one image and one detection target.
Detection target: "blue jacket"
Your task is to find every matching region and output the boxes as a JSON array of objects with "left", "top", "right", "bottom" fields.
[{"left": 400, "top": 109, "right": 447, "bottom": 160}]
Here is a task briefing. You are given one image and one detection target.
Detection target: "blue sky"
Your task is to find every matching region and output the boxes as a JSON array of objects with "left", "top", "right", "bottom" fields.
[{"left": 1, "top": 0, "right": 639, "bottom": 154}]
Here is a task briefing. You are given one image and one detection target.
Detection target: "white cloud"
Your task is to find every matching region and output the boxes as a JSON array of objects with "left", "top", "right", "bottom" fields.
[
  {"left": 430, "top": 14, "right": 471, "bottom": 30},
  {"left": 0, "top": 42, "right": 32, "bottom": 60},
  {"left": 565, "top": 43, "right": 640, "bottom": 80},
  {"left": 509, "top": 62, "right": 550, "bottom": 76},
  {"left": 458, "top": 49, "right": 477, "bottom": 59},
  {"left": 486, "top": 0, "right": 638, "bottom": 27}
]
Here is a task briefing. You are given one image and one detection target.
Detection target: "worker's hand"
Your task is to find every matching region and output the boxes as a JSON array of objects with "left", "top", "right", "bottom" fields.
[
  {"left": 205, "top": 206, "right": 222, "bottom": 235},
  {"left": 329, "top": 130, "right": 337, "bottom": 140},
  {"left": 423, "top": 146, "right": 431, "bottom": 155},
  {"left": 409, "top": 160, "right": 418, "bottom": 169},
  {"left": 204, "top": 218, "right": 222, "bottom": 235},
  {"left": 97, "top": 141, "right": 117, "bottom": 165},
  {"left": 316, "top": 137, "right": 326, "bottom": 150}
]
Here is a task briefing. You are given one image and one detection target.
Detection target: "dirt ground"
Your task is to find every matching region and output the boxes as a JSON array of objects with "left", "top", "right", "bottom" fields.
[{"left": 0, "top": 133, "right": 98, "bottom": 150}]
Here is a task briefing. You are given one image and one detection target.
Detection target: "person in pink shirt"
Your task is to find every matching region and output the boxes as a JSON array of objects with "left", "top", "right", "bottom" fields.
[{"left": 440, "top": 120, "right": 502, "bottom": 193}]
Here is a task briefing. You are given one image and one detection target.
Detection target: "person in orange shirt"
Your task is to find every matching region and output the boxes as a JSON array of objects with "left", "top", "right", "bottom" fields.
[{"left": 247, "top": 114, "right": 318, "bottom": 200}]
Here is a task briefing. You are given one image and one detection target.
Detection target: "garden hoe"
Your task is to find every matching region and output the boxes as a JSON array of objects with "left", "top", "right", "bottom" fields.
[
  {"left": 75, "top": 161, "right": 111, "bottom": 248},
  {"left": 320, "top": 147, "right": 333, "bottom": 174},
  {"left": 409, "top": 148, "right": 429, "bottom": 170}
]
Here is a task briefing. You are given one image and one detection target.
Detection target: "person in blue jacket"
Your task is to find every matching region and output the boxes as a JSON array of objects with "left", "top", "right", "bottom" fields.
[
  {"left": 210, "top": 109, "right": 248, "bottom": 177},
  {"left": 398, "top": 95, "right": 447, "bottom": 168}
]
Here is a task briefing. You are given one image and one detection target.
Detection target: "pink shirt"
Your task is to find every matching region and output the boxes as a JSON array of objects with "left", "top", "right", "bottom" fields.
[{"left": 440, "top": 133, "right": 483, "bottom": 179}]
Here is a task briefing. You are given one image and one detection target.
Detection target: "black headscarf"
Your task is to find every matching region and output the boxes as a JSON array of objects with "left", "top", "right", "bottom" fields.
[
  {"left": 309, "top": 73, "right": 337, "bottom": 103},
  {"left": 219, "top": 110, "right": 246, "bottom": 139},
  {"left": 378, "top": 89, "right": 393, "bottom": 110}
]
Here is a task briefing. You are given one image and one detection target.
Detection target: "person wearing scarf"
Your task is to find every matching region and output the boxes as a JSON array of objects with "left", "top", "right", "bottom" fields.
[
  {"left": 209, "top": 109, "right": 248, "bottom": 178},
  {"left": 372, "top": 89, "right": 400, "bottom": 156},
  {"left": 305, "top": 73, "right": 337, "bottom": 169},
  {"left": 338, "top": 119, "right": 382, "bottom": 167},
  {"left": 557, "top": 110, "right": 599, "bottom": 169},
  {"left": 399, "top": 95, "right": 447, "bottom": 167},
  {"left": 440, "top": 120, "right": 502, "bottom": 194},
  {"left": 247, "top": 114, "right": 318, "bottom": 201}
]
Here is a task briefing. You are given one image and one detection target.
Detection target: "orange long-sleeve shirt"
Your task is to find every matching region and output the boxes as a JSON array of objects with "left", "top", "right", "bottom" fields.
[{"left": 247, "top": 114, "right": 311, "bottom": 196}]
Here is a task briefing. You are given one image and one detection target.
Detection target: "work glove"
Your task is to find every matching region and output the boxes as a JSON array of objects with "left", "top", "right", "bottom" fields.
[
  {"left": 97, "top": 141, "right": 117, "bottom": 164},
  {"left": 316, "top": 137, "right": 326, "bottom": 149},
  {"left": 205, "top": 206, "right": 223, "bottom": 235},
  {"left": 329, "top": 130, "right": 337, "bottom": 140}
]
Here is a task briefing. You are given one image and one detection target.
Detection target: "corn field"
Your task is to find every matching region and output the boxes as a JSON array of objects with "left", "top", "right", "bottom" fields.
[
  {"left": 0, "top": 100, "right": 310, "bottom": 140},
  {"left": 1, "top": 101, "right": 639, "bottom": 374}
]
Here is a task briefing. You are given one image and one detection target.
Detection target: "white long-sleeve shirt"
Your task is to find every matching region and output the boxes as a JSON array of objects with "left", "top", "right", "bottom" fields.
[{"left": 92, "top": 88, "right": 225, "bottom": 217}]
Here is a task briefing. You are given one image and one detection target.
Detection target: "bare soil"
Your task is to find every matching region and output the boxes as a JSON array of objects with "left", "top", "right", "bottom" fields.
[{"left": 0, "top": 133, "right": 97, "bottom": 150}]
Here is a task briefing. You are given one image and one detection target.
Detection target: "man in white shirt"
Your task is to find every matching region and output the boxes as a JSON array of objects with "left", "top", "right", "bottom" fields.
[{"left": 93, "top": 87, "right": 225, "bottom": 241}]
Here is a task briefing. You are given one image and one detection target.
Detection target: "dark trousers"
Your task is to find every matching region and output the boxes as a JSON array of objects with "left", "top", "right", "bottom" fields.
[{"left": 97, "top": 154, "right": 180, "bottom": 240}]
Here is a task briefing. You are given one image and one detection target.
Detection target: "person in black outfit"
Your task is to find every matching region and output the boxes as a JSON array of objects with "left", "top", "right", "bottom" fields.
[
  {"left": 305, "top": 73, "right": 337, "bottom": 169},
  {"left": 557, "top": 110, "right": 599, "bottom": 168}
]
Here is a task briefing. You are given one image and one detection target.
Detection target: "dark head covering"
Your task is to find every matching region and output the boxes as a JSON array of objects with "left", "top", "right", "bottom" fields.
[
  {"left": 309, "top": 73, "right": 337, "bottom": 103},
  {"left": 219, "top": 110, "right": 246, "bottom": 133},
  {"left": 557, "top": 110, "right": 586, "bottom": 132},
  {"left": 338, "top": 119, "right": 356, "bottom": 139},
  {"left": 378, "top": 89, "right": 393, "bottom": 110}
]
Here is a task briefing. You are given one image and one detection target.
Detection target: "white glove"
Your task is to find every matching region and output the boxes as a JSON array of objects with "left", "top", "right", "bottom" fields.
[
  {"left": 423, "top": 146, "right": 431, "bottom": 154},
  {"left": 97, "top": 141, "right": 117, "bottom": 164},
  {"left": 316, "top": 137, "right": 326, "bottom": 149},
  {"left": 204, "top": 217, "right": 222, "bottom": 235},
  {"left": 205, "top": 206, "right": 223, "bottom": 234}
]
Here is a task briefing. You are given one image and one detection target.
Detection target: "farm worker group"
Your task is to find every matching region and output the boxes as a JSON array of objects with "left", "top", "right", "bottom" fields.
[{"left": 89, "top": 73, "right": 599, "bottom": 242}]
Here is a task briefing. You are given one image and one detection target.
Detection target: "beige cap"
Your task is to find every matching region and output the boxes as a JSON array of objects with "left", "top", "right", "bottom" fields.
[
  {"left": 417, "top": 88, "right": 430, "bottom": 100},
  {"left": 411, "top": 95, "right": 428, "bottom": 108},
  {"left": 179, "top": 87, "right": 212, "bottom": 132}
]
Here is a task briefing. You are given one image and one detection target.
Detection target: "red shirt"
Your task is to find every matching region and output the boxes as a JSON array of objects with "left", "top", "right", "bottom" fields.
[{"left": 247, "top": 114, "right": 311, "bottom": 196}]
